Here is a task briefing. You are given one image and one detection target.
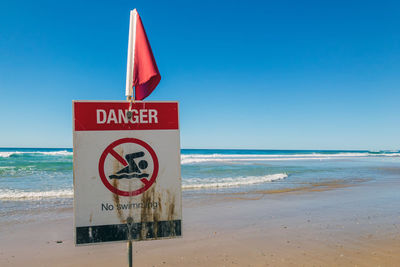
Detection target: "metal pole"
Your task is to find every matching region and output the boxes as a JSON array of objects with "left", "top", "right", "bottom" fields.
[
  {"left": 128, "top": 239, "right": 133, "bottom": 267},
  {"left": 127, "top": 216, "right": 133, "bottom": 267}
]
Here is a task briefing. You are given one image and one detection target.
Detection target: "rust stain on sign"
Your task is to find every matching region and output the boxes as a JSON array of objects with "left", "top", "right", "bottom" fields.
[
  {"left": 112, "top": 147, "right": 124, "bottom": 222},
  {"left": 167, "top": 192, "right": 176, "bottom": 237},
  {"left": 139, "top": 186, "right": 156, "bottom": 240},
  {"left": 167, "top": 193, "right": 175, "bottom": 221}
]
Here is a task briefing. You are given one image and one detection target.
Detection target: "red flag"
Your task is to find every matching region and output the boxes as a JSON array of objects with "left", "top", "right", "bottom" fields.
[{"left": 125, "top": 9, "right": 161, "bottom": 100}]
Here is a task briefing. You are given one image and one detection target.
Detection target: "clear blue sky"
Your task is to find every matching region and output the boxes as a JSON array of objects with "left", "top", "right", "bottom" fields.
[{"left": 0, "top": 0, "right": 399, "bottom": 150}]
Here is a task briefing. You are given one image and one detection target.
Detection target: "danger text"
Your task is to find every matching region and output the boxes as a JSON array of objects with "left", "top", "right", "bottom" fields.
[{"left": 96, "top": 109, "right": 158, "bottom": 124}]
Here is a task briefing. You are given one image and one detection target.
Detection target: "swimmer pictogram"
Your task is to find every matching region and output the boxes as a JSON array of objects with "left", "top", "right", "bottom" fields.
[{"left": 109, "top": 151, "right": 149, "bottom": 179}]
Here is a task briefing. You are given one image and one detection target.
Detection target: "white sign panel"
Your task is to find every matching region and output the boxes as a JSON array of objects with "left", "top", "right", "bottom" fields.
[{"left": 73, "top": 101, "right": 181, "bottom": 245}]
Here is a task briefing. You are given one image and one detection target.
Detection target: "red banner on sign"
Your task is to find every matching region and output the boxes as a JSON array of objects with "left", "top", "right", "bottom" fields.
[{"left": 73, "top": 101, "right": 178, "bottom": 131}]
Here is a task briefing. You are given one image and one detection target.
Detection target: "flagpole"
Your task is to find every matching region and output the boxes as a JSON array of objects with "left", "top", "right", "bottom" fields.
[
  {"left": 125, "top": 10, "right": 137, "bottom": 266},
  {"left": 126, "top": 9, "right": 137, "bottom": 101},
  {"left": 126, "top": 9, "right": 138, "bottom": 119}
]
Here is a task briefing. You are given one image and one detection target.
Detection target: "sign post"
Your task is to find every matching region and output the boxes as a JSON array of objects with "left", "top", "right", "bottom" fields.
[{"left": 73, "top": 101, "right": 182, "bottom": 250}]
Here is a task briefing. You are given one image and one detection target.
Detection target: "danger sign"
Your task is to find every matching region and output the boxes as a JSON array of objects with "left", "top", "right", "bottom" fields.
[{"left": 73, "top": 101, "right": 182, "bottom": 245}]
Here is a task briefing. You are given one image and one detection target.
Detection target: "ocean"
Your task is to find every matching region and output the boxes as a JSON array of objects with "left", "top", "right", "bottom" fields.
[{"left": 1, "top": 148, "right": 399, "bottom": 223}]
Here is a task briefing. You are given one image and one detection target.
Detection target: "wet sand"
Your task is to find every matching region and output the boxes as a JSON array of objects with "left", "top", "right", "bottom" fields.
[{"left": 1, "top": 179, "right": 400, "bottom": 266}]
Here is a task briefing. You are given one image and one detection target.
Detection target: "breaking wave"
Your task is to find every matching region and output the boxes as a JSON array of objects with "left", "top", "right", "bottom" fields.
[
  {"left": 182, "top": 173, "right": 288, "bottom": 189},
  {"left": 0, "top": 189, "right": 73, "bottom": 200},
  {"left": 0, "top": 150, "right": 72, "bottom": 158}
]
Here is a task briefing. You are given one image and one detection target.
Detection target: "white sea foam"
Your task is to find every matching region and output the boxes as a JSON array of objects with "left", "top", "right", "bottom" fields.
[
  {"left": 40, "top": 151, "right": 73, "bottom": 156},
  {"left": 181, "top": 152, "right": 400, "bottom": 164},
  {"left": 0, "top": 189, "right": 73, "bottom": 200},
  {"left": 0, "top": 152, "right": 15, "bottom": 158},
  {"left": 0, "top": 150, "right": 72, "bottom": 158},
  {"left": 182, "top": 173, "right": 288, "bottom": 189}
]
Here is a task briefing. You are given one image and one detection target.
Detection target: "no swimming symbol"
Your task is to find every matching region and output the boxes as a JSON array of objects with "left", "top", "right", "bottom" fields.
[{"left": 98, "top": 138, "right": 159, "bottom": 197}]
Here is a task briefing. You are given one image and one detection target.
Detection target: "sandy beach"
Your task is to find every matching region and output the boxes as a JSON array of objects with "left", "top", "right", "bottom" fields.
[{"left": 1, "top": 177, "right": 399, "bottom": 267}]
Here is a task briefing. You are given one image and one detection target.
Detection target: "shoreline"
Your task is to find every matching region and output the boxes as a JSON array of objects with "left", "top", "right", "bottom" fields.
[{"left": 1, "top": 179, "right": 400, "bottom": 266}]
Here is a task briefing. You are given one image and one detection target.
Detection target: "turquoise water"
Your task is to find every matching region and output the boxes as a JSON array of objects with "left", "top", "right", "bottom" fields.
[
  {"left": 0, "top": 148, "right": 399, "bottom": 203},
  {"left": 180, "top": 149, "right": 400, "bottom": 193}
]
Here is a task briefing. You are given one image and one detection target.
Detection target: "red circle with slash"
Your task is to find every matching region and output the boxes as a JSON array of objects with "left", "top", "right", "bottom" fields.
[{"left": 98, "top": 138, "right": 159, "bottom": 196}]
